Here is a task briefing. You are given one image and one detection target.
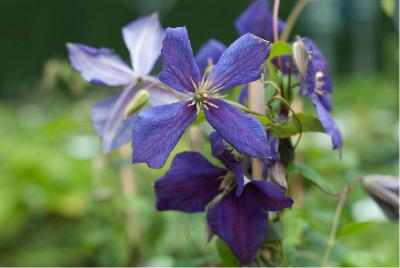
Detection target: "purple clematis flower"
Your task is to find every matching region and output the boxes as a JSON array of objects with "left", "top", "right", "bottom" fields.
[
  {"left": 235, "top": 0, "right": 285, "bottom": 42},
  {"left": 67, "top": 14, "right": 178, "bottom": 153},
  {"left": 131, "top": 27, "right": 272, "bottom": 168},
  {"left": 295, "top": 37, "right": 343, "bottom": 152},
  {"left": 154, "top": 132, "right": 293, "bottom": 264}
]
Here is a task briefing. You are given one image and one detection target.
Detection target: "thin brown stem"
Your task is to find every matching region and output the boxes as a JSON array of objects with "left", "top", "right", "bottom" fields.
[{"left": 280, "top": 0, "right": 312, "bottom": 42}]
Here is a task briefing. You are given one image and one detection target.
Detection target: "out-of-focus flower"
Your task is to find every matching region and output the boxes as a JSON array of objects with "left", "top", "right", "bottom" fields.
[
  {"left": 154, "top": 132, "right": 293, "bottom": 264},
  {"left": 67, "top": 14, "right": 178, "bottom": 153},
  {"left": 293, "top": 37, "right": 343, "bottom": 152},
  {"left": 131, "top": 27, "right": 272, "bottom": 168},
  {"left": 235, "top": 0, "right": 285, "bottom": 42}
]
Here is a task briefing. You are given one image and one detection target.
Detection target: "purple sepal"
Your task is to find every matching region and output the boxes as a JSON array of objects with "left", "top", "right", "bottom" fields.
[
  {"left": 91, "top": 83, "right": 178, "bottom": 153},
  {"left": 122, "top": 13, "right": 165, "bottom": 76},
  {"left": 195, "top": 39, "right": 226, "bottom": 77},
  {"left": 91, "top": 85, "right": 139, "bottom": 152},
  {"left": 207, "top": 180, "right": 293, "bottom": 264},
  {"left": 207, "top": 33, "right": 271, "bottom": 92},
  {"left": 235, "top": 0, "right": 285, "bottom": 41},
  {"left": 204, "top": 98, "right": 272, "bottom": 160},
  {"left": 209, "top": 132, "right": 244, "bottom": 196},
  {"left": 159, "top": 27, "right": 201, "bottom": 93},
  {"left": 131, "top": 101, "right": 197, "bottom": 168},
  {"left": 154, "top": 152, "right": 225, "bottom": 213},
  {"left": 311, "top": 97, "right": 343, "bottom": 153},
  {"left": 66, "top": 43, "right": 133, "bottom": 86}
]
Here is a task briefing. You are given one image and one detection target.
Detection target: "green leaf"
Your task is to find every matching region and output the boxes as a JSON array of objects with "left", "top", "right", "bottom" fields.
[
  {"left": 216, "top": 238, "right": 239, "bottom": 266},
  {"left": 380, "top": 0, "right": 395, "bottom": 17},
  {"left": 268, "top": 41, "right": 292, "bottom": 62},
  {"left": 254, "top": 114, "right": 273, "bottom": 126},
  {"left": 287, "top": 161, "right": 336, "bottom": 193},
  {"left": 338, "top": 221, "right": 374, "bottom": 239},
  {"left": 266, "top": 113, "right": 324, "bottom": 138}
]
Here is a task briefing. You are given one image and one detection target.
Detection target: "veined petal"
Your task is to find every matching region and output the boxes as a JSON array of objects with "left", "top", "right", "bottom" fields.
[
  {"left": 246, "top": 180, "right": 294, "bottom": 211},
  {"left": 122, "top": 13, "right": 164, "bottom": 76},
  {"left": 131, "top": 101, "right": 197, "bottom": 168},
  {"left": 207, "top": 189, "right": 268, "bottom": 264},
  {"left": 235, "top": 0, "right": 285, "bottom": 41},
  {"left": 195, "top": 39, "right": 226, "bottom": 77},
  {"left": 206, "top": 33, "right": 270, "bottom": 92},
  {"left": 159, "top": 27, "right": 201, "bottom": 93},
  {"left": 91, "top": 86, "right": 138, "bottom": 152},
  {"left": 154, "top": 152, "right": 226, "bottom": 213},
  {"left": 209, "top": 132, "right": 244, "bottom": 196},
  {"left": 207, "top": 179, "right": 292, "bottom": 264},
  {"left": 204, "top": 99, "right": 272, "bottom": 160},
  {"left": 300, "top": 57, "right": 316, "bottom": 97},
  {"left": 66, "top": 43, "right": 133, "bottom": 86},
  {"left": 311, "top": 97, "right": 343, "bottom": 152}
]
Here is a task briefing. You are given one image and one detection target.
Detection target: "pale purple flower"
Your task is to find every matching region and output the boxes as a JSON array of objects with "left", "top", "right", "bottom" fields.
[{"left": 67, "top": 14, "right": 177, "bottom": 152}]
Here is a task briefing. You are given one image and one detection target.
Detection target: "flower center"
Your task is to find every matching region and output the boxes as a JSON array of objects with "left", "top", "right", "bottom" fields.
[{"left": 188, "top": 78, "right": 220, "bottom": 110}]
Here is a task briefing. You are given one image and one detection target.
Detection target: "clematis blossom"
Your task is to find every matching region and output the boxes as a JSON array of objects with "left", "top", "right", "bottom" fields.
[
  {"left": 294, "top": 37, "right": 343, "bottom": 152},
  {"left": 235, "top": 0, "right": 285, "bottom": 42},
  {"left": 131, "top": 27, "right": 272, "bottom": 168},
  {"left": 154, "top": 132, "right": 293, "bottom": 264},
  {"left": 67, "top": 13, "right": 177, "bottom": 153}
]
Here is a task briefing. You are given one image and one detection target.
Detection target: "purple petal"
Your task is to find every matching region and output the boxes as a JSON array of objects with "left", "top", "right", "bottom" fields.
[
  {"left": 311, "top": 97, "right": 343, "bottom": 152},
  {"left": 209, "top": 132, "right": 244, "bottom": 196},
  {"left": 238, "top": 86, "right": 248, "bottom": 105},
  {"left": 122, "top": 13, "right": 164, "bottom": 76},
  {"left": 204, "top": 99, "right": 272, "bottom": 160},
  {"left": 246, "top": 180, "right": 294, "bottom": 211},
  {"left": 301, "top": 37, "right": 327, "bottom": 71},
  {"left": 300, "top": 57, "right": 316, "bottom": 97},
  {"left": 66, "top": 43, "right": 133, "bottom": 86},
  {"left": 207, "top": 179, "right": 293, "bottom": 264},
  {"left": 154, "top": 152, "right": 226, "bottom": 213},
  {"left": 206, "top": 187, "right": 266, "bottom": 264},
  {"left": 131, "top": 101, "right": 197, "bottom": 168},
  {"left": 206, "top": 33, "right": 270, "bottom": 92},
  {"left": 235, "top": 0, "right": 285, "bottom": 41},
  {"left": 195, "top": 39, "right": 226, "bottom": 77},
  {"left": 159, "top": 27, "right": 201, "bottom": 93},
  {"left": 91, "top": 82, "right": 178, "bottom": 153},
  {"left": 318, "top": 93, "right": 333, "bottom": 112},
  {"left": 91, "top": 86, "right": 138, "bottom": 152}
]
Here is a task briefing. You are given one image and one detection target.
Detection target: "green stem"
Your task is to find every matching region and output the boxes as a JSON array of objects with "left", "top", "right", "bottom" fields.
[{"left": 321, "top": 187, "right": 349, "bottom": 266}]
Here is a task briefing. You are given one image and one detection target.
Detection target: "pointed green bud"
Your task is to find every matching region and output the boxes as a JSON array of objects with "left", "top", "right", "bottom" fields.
[{"left": 124, "top": 89, "right": 150, "bottom": 118}]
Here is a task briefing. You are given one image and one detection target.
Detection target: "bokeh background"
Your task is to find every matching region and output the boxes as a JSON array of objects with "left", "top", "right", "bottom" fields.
[{"left": 0, "top": 0, "right": 398, "bottom": 266}]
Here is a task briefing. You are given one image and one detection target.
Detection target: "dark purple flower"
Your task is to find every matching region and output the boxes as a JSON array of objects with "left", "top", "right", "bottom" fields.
[
  {"left": 67, "top": 14, "right": 178, "bottom": 152},
  {"left": 235, "top": 0, "right": 285, "bottom": 42},
  {"left": 132, "top": 27, "right": 272, "bottom": 168},
  {"left": 295, "top": 37, "right": 343, "bottom": 152},
  {"left": 154, "top": 132, "right": 293, "bottom": 264},
  {"left": 195, "top": 39, "right": 226, "bottom": 77}
]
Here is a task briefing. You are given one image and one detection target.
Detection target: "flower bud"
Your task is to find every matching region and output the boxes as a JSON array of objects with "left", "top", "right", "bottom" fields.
[
  {"left": 362, "top": 175, "right": 399, "bottom": 221},
  {"left": 292, "top": 38, "right": 311, "bottom": 79},
  {"left": 124, "top": 89, "right": 150, "bottom": 118}
]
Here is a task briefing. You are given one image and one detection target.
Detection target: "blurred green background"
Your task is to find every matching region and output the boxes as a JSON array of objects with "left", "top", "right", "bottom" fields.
[{"left": 0, "top": 0, "right": 398, "bottom": 266}]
